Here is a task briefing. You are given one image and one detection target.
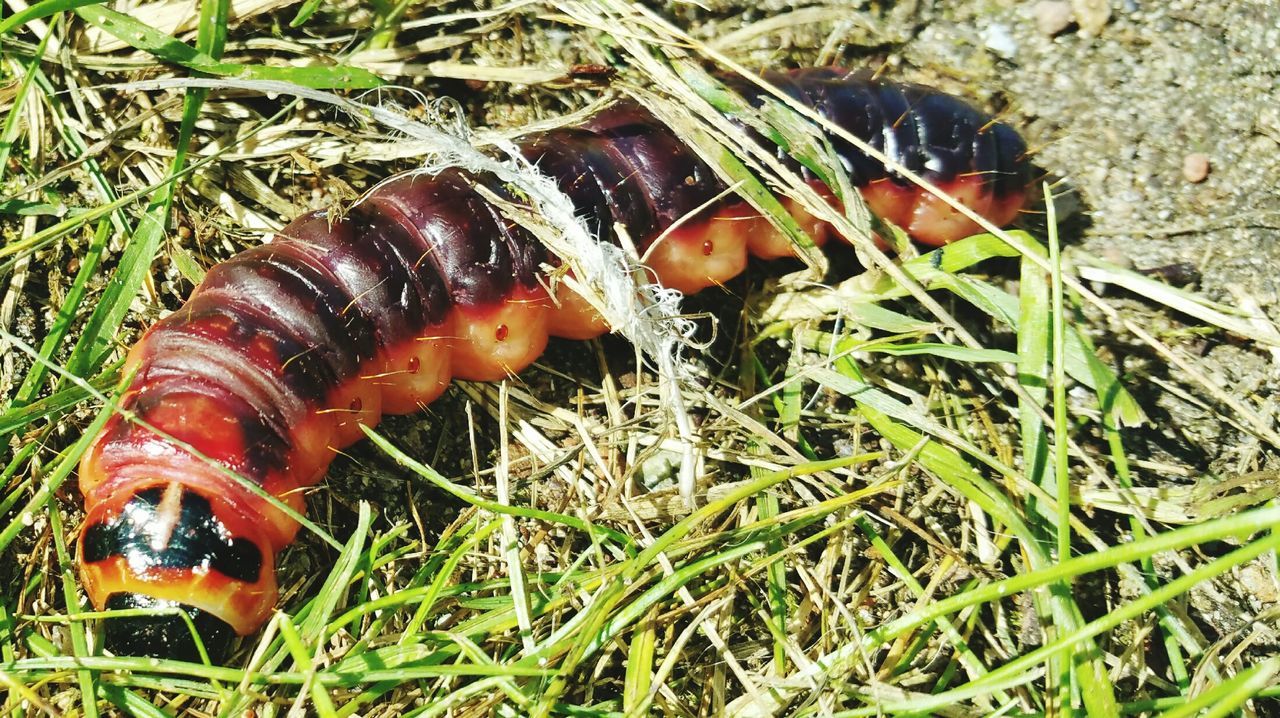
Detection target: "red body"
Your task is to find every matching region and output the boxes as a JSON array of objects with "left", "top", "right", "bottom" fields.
[{"left": 77, "top": 68, "right": 1031, "bottom": 660}]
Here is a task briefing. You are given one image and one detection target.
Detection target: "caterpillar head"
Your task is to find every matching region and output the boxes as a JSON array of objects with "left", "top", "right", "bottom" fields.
[{"left": 78, "top": 482, "right": 278, "bottom": 663}]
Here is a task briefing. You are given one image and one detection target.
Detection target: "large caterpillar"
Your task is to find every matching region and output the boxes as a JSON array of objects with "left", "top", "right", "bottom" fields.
[{"left": 76, "top": 67, "right": 1031, "bottom": 662}]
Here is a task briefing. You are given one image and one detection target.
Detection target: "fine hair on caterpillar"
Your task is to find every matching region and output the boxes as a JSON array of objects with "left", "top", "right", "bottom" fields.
[{"left": 76, "top": 67, "right": 1032, "bottom": 663}]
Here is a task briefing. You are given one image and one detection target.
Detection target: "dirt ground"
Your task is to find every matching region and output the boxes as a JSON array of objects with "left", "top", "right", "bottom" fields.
[{"left": 837, "top": 1, "right": 1280, "bottom": 295}]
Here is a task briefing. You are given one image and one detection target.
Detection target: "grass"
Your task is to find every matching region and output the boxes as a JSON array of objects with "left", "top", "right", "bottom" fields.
[{"left": 1, "top": 1, "right": 1278, "bottom": 715}]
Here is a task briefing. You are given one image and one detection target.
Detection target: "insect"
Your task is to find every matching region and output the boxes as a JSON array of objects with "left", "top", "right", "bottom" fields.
[{"left": 76, "top": 67, "right": 1031, "bottom": 662}]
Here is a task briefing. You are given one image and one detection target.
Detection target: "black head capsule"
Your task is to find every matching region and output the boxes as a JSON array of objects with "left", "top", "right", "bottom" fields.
[
  {"left": 81, "top": 486, "right": 264, "bottom": 583},
  {"left": 79, "top": 483, "right": 274, "bottom": 663},
  {"left": 103, "top": 593, "right": 235, "bottom": 663}
]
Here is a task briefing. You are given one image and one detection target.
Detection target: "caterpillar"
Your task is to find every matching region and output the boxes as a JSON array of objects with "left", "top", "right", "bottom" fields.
[{"left": 76, "top": 67, "right": 1031, "bottom": 662}]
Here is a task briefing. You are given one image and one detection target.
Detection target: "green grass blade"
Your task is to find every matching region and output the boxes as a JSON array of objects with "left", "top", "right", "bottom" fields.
[
  {"left": 0, "top": 0, "right": 102, "bottom": 35},
  {"left": 76, "top": 5, "right": 384, "bottom": 89}
]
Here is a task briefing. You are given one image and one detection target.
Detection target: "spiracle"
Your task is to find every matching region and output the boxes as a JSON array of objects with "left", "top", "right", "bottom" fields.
[{"left": 76, "top": 67, "right": 1031, "bottom": 662}]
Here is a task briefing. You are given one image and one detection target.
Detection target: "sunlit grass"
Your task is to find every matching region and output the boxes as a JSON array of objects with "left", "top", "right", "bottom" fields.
[{"left": 0, "top": 1, "right": 1276, "bottom": 715}]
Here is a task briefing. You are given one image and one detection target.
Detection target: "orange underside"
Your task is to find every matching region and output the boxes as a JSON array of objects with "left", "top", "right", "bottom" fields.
[
  {"left": 79, "top": 178, "right": 1024, "bottom": 637},
  {"left": 645, "top": 178, "right": 1026, "bottom": 292}
]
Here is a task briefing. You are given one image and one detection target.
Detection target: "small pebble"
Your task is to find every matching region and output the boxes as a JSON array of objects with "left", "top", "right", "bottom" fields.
[
  {"left": 1182, "top": 153, "right": 1211, "bottom": 183},
  {"left": 1099, "top": 245, "right": 1134, "bottom": 270},
  {"left": 1035, "top": 1, "right": 1074, "bottom": 36},
  {"left": 1072, "top": 0, "right": 1112, "bottom": 35},
  {"left": 983, "top": 23, "right": 1019, "bottom": 59}
]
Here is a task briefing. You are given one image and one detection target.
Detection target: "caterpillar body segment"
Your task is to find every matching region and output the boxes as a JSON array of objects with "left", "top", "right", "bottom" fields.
[{"left": 76, "top": 67, "right": 1031, "bottom": 661}]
